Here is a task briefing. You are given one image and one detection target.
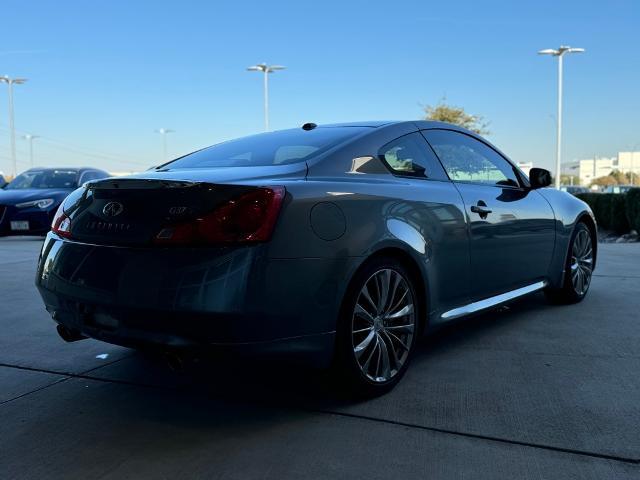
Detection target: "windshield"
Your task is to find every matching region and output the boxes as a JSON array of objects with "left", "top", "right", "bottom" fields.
[
  {"left": 6, "top": 170, "right": 79, "bottom": 190},
  {"left": 162, "top": 127, "right": 367, "bottom": 169}
]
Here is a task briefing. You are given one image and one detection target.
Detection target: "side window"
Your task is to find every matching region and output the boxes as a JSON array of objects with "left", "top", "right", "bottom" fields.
[
  {"left": 378, "top": 132, "right": 448, "bottom": 180},
  {"left": 422, "top": 130, "right": 520, "bottom": 187}
]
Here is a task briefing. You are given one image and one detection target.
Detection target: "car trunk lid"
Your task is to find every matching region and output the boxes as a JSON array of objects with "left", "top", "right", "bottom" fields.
[{"left": 64, "top": 178, "right": 270, "bottom": 246}]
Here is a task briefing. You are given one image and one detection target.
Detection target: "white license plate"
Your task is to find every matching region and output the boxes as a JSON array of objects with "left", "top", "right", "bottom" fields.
[{"left": 10, "top": 221, "right": 29, "bottom": 231}]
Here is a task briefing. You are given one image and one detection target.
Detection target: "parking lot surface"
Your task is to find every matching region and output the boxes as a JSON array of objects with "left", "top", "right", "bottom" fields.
[{"left": 1, "top": 236, "right": 639, "bottom": 479}]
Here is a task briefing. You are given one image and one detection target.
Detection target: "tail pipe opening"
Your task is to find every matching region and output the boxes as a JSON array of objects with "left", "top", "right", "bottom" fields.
[{"left": 56, "top": 324, "right": 88, "bottom": 343}]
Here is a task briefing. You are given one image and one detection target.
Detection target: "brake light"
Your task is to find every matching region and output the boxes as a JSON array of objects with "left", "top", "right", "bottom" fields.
[
  {"left": 51, "top": 204, "right": 72, "bottom": 238},
  {"left": 154, "top": 186, "right": 285, "bottom": 245}
]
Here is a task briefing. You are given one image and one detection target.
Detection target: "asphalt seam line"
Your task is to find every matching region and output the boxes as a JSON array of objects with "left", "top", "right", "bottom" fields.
[
  {"left": 0, "top": 376, "right": 70, "bottom": 406},
  {"left": 1, "top": 362, "right": 638, "bottom": 466},
  {"left": 310, "top": 409, "right": 640, "bottom": 466},
  {"left": 0, "top": 355, "right": 143, "bottom": 404}
]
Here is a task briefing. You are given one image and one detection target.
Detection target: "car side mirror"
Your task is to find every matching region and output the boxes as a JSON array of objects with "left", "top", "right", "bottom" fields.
[
  {"left": 529, "top": 168, "right": 552, "bottom": 189},
  {"left": 0, "top": 176, "right": 7, "bottom": 189}
]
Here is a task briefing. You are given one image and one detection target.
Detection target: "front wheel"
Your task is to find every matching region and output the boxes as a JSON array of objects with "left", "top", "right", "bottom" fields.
[
  {"left": 334, "top": 257, "right": 420, "bottom": 397},
  {"left": 545, "top": 222, "right": 594, "bottom": 304}
]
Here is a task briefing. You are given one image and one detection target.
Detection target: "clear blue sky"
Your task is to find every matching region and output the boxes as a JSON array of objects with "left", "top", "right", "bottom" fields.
[{"left": 0, "top": 0, "right": 638, "bottom": 174}]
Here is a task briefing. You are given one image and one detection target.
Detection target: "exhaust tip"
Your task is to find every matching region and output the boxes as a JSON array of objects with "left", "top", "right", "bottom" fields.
[{"left": 56, "top": 324, "right": 87, "bottom": 343}]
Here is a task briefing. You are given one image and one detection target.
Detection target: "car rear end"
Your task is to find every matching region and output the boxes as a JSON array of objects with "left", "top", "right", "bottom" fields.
[
  {"left": 35, "top": 126, "right": 380, "bottom": 364},
  {"left": 35, "top": 176, "right": 336, "bottom": 364}
]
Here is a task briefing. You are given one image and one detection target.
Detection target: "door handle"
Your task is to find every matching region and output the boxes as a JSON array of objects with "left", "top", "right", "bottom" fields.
[
  {"left": 470, "top": 201, "right": 492, "bottom": 218},
  {"left": 470, "top": 205, "right": 492, "bottom": 215}
]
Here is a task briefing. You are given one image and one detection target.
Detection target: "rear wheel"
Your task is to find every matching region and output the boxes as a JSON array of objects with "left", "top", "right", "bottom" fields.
[
  {"left": 334, "top": 257, "right": 419, "bottom": 397},
  {"left": 545, "top": 222, "right": 594, "bottom": 304}
]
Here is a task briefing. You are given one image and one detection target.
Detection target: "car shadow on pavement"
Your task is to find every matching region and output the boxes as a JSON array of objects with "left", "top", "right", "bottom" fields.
[{"left": 87, "top": 291, "right": 557, "bottom": 413}]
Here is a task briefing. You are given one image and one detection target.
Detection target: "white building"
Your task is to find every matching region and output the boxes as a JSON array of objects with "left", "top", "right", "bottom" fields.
[
  {"left": 561, "top": 152, "right": 639, "bottom": 186},
  {"left": 561, "top": 161, "right": 580, "bottom": 179},
  {"left": 617, "top": 152, "right": 640, "bottom": 179}
]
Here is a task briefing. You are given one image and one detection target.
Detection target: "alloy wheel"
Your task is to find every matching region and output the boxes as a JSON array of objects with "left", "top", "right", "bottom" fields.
[
  {"left": 351, "top": 268, "right": 415, "bottom": 383},
  {"left": 570, "top": 229, "right": 593, "bottom": 295}
]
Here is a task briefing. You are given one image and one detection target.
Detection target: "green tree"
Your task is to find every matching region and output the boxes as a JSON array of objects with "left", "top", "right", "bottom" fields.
[{"left": 422, "top": 99, "right": 490, "bottom": 135}]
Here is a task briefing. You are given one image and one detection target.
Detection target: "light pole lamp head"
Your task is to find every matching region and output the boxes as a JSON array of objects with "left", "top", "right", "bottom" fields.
[
  {"left": 538, "top": 46, "right": 585, "bottom": 56},
  {"left": 247, "top": 63, "right": 268, "bottom": 72},
  {"left": 0, "top": 76, "right": 28, "bottom": 84},
  {"left": 266, "top": 65, "right": 286, "bottom": 73},
  {"left": 247, "top": 64, "right": 286, "bottom": 74}
]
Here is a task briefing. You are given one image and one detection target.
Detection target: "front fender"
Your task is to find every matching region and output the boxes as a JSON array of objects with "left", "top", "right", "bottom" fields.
[{"left": 536, "top": 188, "right": 597, "bottom": 288}]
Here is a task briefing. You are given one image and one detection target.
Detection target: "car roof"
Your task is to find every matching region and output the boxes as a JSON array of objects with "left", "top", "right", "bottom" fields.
[
  {"left": 316, "top": 121, "right": 397, "bottom": 128},
  {"left": 316, "top": 120, "right": 479, "bottom": 135}
]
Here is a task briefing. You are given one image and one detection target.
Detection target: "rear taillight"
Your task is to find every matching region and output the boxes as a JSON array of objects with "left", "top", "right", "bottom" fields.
[
  {"left": 51, "top": 204, "right": 72, "bottom": 238},
  {"left": 154, "top": 186, "right": 285, "bottom": 245}
]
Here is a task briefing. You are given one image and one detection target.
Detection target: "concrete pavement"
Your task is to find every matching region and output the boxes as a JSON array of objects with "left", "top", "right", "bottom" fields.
[{"left": 0, "top": 236, "right": 639, "bottom": 479}]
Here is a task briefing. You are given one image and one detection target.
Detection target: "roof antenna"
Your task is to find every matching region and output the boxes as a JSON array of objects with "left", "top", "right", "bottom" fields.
[{"left": 301, "top": 122, "right": 317, "bottom": 131}]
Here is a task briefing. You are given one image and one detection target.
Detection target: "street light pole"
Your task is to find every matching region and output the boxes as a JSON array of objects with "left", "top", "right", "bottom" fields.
[
  {"left": 263, "top": 68, "right": 269, "bottom": 131},
  {"left": 22, "top": 134, "right": 40, "bottom": 167},
  {"left": 556, "top": 53, "right": 563, "bottom": 189},
  {"left": 538, "top": 46, "right": 584, "bottom": 189},
  {"left": 247, "top": 63, "right": 286, "bottom": 131},
  {"left": 155, "top": 128, "right": 174, "bottom": 162},
  {"left": 0, "top": 76, "right": 28, "bottom": 177}
]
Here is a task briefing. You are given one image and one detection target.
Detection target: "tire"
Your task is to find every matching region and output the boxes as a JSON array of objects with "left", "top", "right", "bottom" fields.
[
  {"left": 545, "top": 222, "right": 594, "bottom": 304},
  {"left": 333, "top": 256, "right": 420, "bottom": 397}
]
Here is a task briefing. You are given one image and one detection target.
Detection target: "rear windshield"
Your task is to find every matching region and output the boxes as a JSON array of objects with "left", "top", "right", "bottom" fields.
[
  {"left": 6, "top": 170, "right": 78, "bottom": 189},
  {"left": 162, "top": 127, "right": 367, "bottom": 169}
]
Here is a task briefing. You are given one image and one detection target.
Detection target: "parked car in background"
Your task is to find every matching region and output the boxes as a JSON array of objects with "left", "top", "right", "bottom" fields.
[
  {"left": 36, "top": 122, "right": 597, "bottom": 395},
  {"left": 603, "top": 185, "right": 635, "bottom": 194},
  {"left": 560, "top": 186, "right": 590, "bottom": 195},
  {"left": 0, "top": 167, "right": 110, "bottom": 236}
]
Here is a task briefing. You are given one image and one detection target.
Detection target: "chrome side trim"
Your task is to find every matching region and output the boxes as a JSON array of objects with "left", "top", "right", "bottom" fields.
[{"left": 441, "top": 280, "right": 547, "bottom": 320}]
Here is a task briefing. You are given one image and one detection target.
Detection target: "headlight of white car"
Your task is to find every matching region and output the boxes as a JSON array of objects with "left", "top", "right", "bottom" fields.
[{"left": 15, "top": 198, "right": 55, "bottom": 209}]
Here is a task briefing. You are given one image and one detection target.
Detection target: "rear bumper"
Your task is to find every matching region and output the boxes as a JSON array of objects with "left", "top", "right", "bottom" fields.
[
  {"left": 49, "top": 304, "right": 335, "bottom": 367},
  {"left": 36, "top": 233, "right": 358, "bottom": 363}
]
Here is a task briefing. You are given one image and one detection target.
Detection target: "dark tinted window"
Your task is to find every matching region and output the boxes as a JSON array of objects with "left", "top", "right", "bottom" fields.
[
  {"left": 162, "top": 127, "right": 367, "bottom": 169},
  {"left": 422, "top": 130, "right": 520, "bottom": 187},
  {"left": 378, "top": 132, "right": 448, "bottom": 180},
  {"left": 6, "top": 170, "right": 78, "bottom": 189}
]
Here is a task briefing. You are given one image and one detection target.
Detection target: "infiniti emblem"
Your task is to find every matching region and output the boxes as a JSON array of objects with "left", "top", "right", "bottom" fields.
[{"left": 103, "top": 201, "right": 124, "bottom": 217}]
